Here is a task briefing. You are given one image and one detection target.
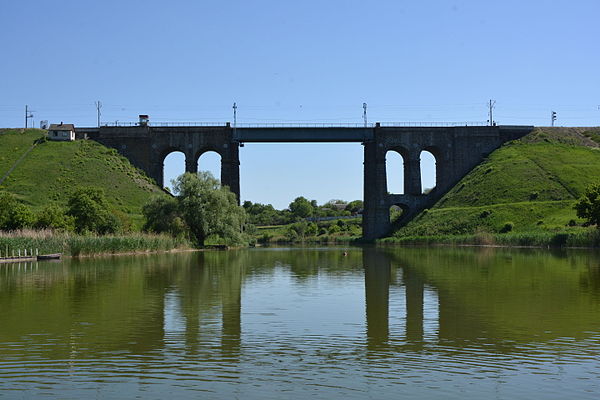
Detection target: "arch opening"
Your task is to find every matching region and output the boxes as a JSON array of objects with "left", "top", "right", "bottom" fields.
[
  {"left": 420, "top": 150, "right": 437, "bottom": 194},
  {"left": 389, "top": 203, "right": 409, "bottom": 230},
  {"left": 163, "top": 151, "right": 186, "bottom": 193},
  {"left": 386, "top": 150, "right": 405, "bottom": 194},
  {"left": 197, "top": 151, "right": 222, "bottom": 182}
]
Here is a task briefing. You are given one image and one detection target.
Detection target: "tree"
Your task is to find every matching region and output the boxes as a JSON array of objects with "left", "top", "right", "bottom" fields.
[
  {"left": 35, "top": 205, "right": 75, "bottom": 232},
  {"left": 144, "top": 172, "right": 246, "bottom": 246},
  {"left": 67, "top": 187, "right": 120, "bottom": 234},
  {"left": 575, "top": 183, "right": 600, "bottom": 228},
  {"left": 142, "top": 195, "right": 186, "bottom": 237},
  {"left": 345, "top": 200, "right": 364, "bottom": 214},
  {"left": 0, "top": 192, "right": 35, "bottom": 230},
  {"left": 289, "top": 196, "right": 314, "bottom": 219}
]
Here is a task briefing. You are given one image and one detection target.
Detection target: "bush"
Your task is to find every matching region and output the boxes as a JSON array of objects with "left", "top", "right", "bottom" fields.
[
  {"left": 0, "top": 192, "right": 35, "bottom": 230},
  {"left": 67, "top": 187, "right": 120, "bottom": 234},
  {"left": 34, "top": 205, "right": 75, "bottom": 232},
  {"left": 529, "top": 192, "right": 539, "bottom": 200},
  {"left": 479, "top": 210, "right": 492, "bottom": 218},
  {"left": 500, "top": 222, "right": 514, "bottom": 233},
  {"left": 574, "top": 183, "right": 600, "bottom": 229}
]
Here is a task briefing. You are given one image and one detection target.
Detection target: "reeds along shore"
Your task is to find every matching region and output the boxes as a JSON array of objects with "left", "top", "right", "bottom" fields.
[
  {"left": 0, "top": 230, "right": 190, "bottom": 257},
  {"left": 378, "top": 229, "right": 600, "bottom": 248}
]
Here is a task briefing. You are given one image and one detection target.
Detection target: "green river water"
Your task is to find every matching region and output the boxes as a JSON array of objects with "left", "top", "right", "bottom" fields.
[{"left": 1, "top": 246, "right": 599, "bottom": 399}]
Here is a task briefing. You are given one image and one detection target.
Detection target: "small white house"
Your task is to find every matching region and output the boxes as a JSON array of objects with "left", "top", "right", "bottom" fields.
[{"left": 48, "top": 123, "right": 75, "bottom": 141}]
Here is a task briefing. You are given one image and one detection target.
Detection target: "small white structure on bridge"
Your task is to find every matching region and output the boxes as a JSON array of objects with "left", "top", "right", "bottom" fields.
[{"left": 47, "top": 123, "right": 75, "bottom": 141}]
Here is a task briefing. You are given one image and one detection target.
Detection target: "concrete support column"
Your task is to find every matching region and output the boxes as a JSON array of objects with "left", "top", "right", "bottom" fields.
[
  {"left": 363, "top": 141, "right": 390, "bottom": 240},
  {"left": 404, "top": 153, "right": 422, "bottom": 195},
  {"left": 221, "top": 143, "right": 240, "bottom": 203}
]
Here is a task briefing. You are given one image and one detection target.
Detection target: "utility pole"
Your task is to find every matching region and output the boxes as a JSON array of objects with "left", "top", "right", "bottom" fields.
[
  {"left": 488, "top": 100, "right": 496, "bottom": 126},
  {"left": 232, "top": 102, "right": 239, "bottom": 144},
  {"left": 363, "top": 102, "right": 368, "bottom": 127},
  {"left": 24, "top": 105, "right": 34, "bottom": 129},
  {"left": 551, "top": 111, "right": 557, "bottom": 127},
  {"left": 95, "top": 101, "right": 102, "bottom": 127},
  {"left": 233, "top": 102, "right": 237, "bottom": 128}
]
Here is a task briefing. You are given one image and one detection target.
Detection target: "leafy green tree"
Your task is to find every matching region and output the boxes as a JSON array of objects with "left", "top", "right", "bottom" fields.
[
  {"left": 144, "top": 172, "right": 246, "bottom": 246},
  {"left": 143, "top": 196, "right": 187, "bottom": 237},
  {"left": 174, "top": 172, "right": 246, "bottom": 246},
  {"left": 67, "top": 187, "right": 120, "bottom": 234},
  {"left": 345, "top": 200, "right": 364, "bottom": 214},
  {"left": 0, "top": 192, "right": 35, "bottom": 230},
  {"left": 35, "top": 205, "right": 75, "bottom": 232},
  {"left": 575, "top": 183, "right": 600, "bottom": 228},
  {"left": 289, "top": 196, "right": 314, "bottom": 219}
]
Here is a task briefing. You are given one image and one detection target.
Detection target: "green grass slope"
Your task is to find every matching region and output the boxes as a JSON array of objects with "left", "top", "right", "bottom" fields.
[
  {"left": 392, "top": 127, "right": 600, "bottom": 238},
  {"left": 0, "top": 129, "right": 164, "bottom": 227}
]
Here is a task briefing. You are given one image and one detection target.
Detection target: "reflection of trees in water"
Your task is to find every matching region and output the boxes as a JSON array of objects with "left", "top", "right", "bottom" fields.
[
  {"left": 579, "top": 260, "right": 600, "bottom": 299},
  {"left": 0, "top": 254, "right": 181, "bottom": 359},
  {"left": 383, "top": 247, "right": 600, "bottom": 349}
]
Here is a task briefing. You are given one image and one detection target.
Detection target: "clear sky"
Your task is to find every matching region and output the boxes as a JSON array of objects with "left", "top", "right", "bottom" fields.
[{"left": 1, "top": 0, "right": 599, "bottom": 208}]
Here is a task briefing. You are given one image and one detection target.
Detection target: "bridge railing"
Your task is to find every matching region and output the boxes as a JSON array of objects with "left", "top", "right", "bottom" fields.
[
  {"left": 378, "top": 121, "right": 488, "bottom": 127},
  {"left": 236, "top": 122, "right": 373, "bottom": 128},
  {"left": 101, "top": 122, "right": 229, "bottom": 127},
  {"left": 100, "top": 121, "right": 489, "bottom": 128}
]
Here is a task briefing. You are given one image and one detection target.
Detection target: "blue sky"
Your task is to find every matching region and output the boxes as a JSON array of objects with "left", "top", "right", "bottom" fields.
[{"left": 1, "top": 0, "right": 599, "bottom": 208}]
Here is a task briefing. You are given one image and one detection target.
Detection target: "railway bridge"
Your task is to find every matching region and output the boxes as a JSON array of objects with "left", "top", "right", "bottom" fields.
[{"left": 76, "top": 123, "right": 532, "bottom": 239}]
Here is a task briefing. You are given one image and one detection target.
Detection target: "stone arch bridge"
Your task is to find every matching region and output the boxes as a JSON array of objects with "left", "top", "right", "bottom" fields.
[{"left": 76, "top": 123, "right": 532, "bottom": 240}]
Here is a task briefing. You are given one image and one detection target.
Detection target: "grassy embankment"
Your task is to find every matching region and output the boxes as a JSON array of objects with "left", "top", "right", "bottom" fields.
[
  {"left": 0, "top": 129, "right": 192, "bottom": 254},
  {"left": 0, "top": 129, "right": 163, "bottom": 228},
  {"left": 384, "top": 127, "right": 600, "bottom": 247}
]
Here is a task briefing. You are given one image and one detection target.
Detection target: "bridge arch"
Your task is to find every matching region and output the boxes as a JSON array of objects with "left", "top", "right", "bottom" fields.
[
  {"left": 162, "top": 148, "right": 186, "bottom": 191},
  {"left": 196, "top": 149, "right": 223, "bottom": 183},
  {"left": 420, "top": 146, "right": 445, "bottom": 194},
  {"left": 420, "top": 150, "right": 436, "bottom": 194},
  {"left": 385, "top": 149, "right": 406, "bottom": 194}
]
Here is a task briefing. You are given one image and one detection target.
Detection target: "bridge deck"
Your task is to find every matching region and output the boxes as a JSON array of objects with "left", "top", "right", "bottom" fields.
[
  {"left": 235, "top": 127, "right": 373, "bottom": 142},
  {"left": 76, "top": 125, "right": 533, "bottom": 143}
]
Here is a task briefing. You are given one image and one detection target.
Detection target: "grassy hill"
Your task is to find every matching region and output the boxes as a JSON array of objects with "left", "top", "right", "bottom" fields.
[
  {"left": 0, "top": 129, "right": 164, "bottom": 228},
  {"left": 391, "top": 127, "right": 600, "bottom": 239}
]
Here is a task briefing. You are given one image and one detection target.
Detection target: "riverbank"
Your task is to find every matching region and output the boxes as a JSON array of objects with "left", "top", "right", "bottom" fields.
[
  {"left": 378, "top": 228, "right": 600, "bottom": 248},
  {"left": 0, "top": 230, "right": 191, "bottom": 257}
]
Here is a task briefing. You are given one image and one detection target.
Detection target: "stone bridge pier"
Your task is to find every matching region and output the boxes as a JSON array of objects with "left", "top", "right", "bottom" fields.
[
  {"left": 87, "top": 125, "right": 240, "bottom": 201},
  {"left": 362, "top": 125, "right": 532, "bottom": 240}
]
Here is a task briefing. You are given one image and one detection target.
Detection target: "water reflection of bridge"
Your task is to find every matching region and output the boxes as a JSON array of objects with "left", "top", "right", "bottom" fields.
[{"left": 1, "top": 249, "right": 599, "bottom": 360}]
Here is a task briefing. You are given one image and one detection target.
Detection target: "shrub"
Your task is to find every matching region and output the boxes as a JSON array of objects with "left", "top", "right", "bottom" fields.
[
  {"left": 500, "top": 222, "right": 514, "bottom": 233},
  {"left": 574, "top": 183, "right": 600, "bottom": 229},
  {"left": 34, "top": 206, "right": 75, "bottom": 232},
  {"left": 0, "top": 192, "right": 35, "bottom": 230},
  {"left": 529, "top": 192, "right": 539, "bottom": 200},
  {"left": 479, "top": 210, "right": 492, "bottom": 218}
]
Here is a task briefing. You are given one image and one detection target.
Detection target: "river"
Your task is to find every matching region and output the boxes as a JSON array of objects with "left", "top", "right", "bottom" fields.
[{"left": 1, "top": 247, "right": 599, "bottom": 399}]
